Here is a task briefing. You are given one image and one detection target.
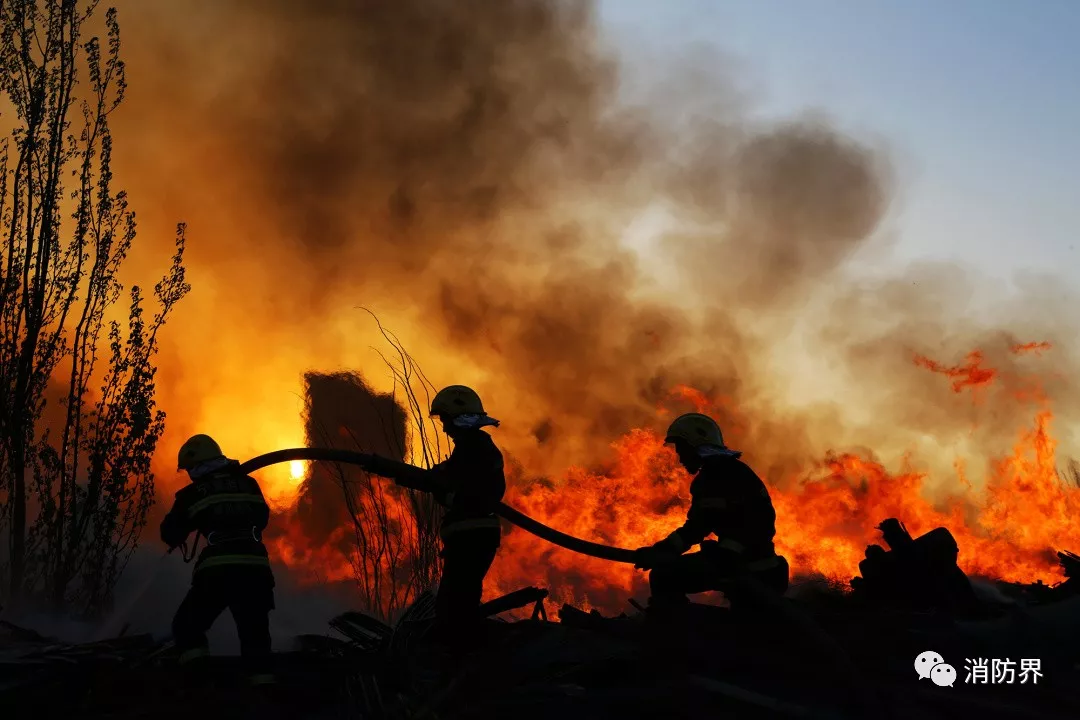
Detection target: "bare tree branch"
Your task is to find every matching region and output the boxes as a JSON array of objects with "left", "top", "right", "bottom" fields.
[
  {"left": 0, "top": 2, "right": 189, "bottom": 616},
  {"left": 293, "top": 317, "right": 447, "bottom": 624}
]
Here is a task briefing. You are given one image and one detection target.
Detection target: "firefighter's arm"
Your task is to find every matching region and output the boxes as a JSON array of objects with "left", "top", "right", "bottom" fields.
[
  {"left": 364, "top": 454, "right": 435, "bottom": 491},
  {"left": 634, "top": 502, "right": 712, "bottom": 569},
  {"left": 249, "top": 477, "right": 272, "bottom": 531},
  {"left": 660, "top": 508, "right": 710, "bottom": 554},
  {"left": 660, "top": 488, "right": 736, "bottom": 553},
  {"left": 160, "top": 494, "right": 194, "bottom": 549}
]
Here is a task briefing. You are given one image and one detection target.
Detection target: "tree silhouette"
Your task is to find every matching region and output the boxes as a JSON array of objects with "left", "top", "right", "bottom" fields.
[{"left": 0, "top": 0, "right": 188, "bottom": 615}]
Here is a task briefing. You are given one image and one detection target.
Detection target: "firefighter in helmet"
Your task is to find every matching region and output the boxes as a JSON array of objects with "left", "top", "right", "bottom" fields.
[
  {"left": 160, "top": 434, "right": 276, "bottom": 685},
  {"left": 633, "top": 413, "right": 788, "bottom": 613},
  {"left": 361, "top": 385, "right": 505, "bottom": 645}
]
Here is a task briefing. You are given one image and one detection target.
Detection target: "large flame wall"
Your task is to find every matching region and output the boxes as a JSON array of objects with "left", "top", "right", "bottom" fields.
[{"left": 260, "top": 353, "right": 1079, "bottom": 616}]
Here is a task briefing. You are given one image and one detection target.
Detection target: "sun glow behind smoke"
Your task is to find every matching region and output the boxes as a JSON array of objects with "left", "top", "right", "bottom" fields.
[{"left": 289, "top": 460, "right": 307, "bottom": 482}]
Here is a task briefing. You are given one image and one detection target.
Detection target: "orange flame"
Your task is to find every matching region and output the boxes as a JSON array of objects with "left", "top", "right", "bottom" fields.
[
  {"left": 1012, "top": 342, "right": 1052, "bottom": 356},
  {"left": 912, "top": 351, "right": 996, "bottom": 394},
  {"left": 258, "top": 344, "right": 1080, "bottom": 614},
  {"left": 265, "top": 521, "right": 356, "bottom": 586}
]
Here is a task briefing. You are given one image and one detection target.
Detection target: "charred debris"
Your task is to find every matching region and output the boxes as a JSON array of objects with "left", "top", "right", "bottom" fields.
[{"left": 2, "top": 518, "right": 1079, "bottom": 720}]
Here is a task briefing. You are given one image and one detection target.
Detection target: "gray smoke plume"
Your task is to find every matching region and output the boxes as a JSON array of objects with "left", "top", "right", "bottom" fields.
[{"left": 103, "top": 0, "right": 1079, "bottom": 557}]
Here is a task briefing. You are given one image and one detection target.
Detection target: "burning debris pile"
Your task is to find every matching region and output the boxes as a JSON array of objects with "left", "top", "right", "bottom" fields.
[
  {"left": 997, "top": 551, "right": 1080, "bottom": 605},
  {"left": 849, "top": 518, "right": 988, "bottom": 618}
]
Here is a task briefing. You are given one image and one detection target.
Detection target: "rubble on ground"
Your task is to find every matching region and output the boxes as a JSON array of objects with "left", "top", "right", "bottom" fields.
[
  {"left": 849, "top": 518, "right": 989, "bottom": 618},
  {"left": 2, "top": 521, "right": 1079, "bottom": 720},
  {"left": 996, "top": 551, "right": 1080, "bottom": 604}
]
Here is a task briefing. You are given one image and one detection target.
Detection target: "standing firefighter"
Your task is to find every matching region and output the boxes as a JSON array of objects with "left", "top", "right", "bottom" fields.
[
  {"left": 160, "top": 434, "right": 276, "bottom": 685},
  {"left": 361, "top": 385, "right": 505, "bottom": 646},
  {"left": 633, "top": 413, "right": 789, "bottom": 613}
]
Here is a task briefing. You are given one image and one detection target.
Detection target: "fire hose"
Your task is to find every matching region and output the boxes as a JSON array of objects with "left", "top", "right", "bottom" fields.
[
  {"left": 237, "top": 447, "right": 885, "bottom": 716},
  {"left": 237, "top": 448, "right": 636, "bottom": 563}
]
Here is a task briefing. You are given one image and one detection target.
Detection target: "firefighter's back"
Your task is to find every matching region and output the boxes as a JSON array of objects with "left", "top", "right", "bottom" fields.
[
  {"left": 692, "top": 455, "right": 778, "bottom": 560},
  {"left": 176, "top": 463, "right": 274, "bottom": 583}
]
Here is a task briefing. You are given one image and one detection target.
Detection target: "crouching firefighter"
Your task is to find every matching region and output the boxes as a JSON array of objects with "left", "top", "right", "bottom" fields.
[
  {"left": 633, "top": 413, "right": 789, "bottom": 615},
  {"left": 360, "top": 386, "right": 506, "bottom": 647},
  {"left": 160, "top": 434, "right": 276, "bottom": 686}
]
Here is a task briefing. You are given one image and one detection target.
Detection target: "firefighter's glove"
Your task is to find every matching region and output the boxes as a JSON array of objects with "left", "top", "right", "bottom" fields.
[
  {"left": 160, "top": 516, "right": 187, "bottom": 550},
  {"left": 363, "top": 454, "right": 433, "bottom": 492},
  {"left": 633, "top": 546, "right": 668, "bottom": 571}
]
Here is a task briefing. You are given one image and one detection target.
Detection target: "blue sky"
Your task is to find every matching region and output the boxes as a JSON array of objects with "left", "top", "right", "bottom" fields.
[{"left": 599, "top": 0, "right": 1080, "bottom": 289}]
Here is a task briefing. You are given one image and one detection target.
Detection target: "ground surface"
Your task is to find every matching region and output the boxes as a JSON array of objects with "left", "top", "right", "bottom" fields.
[{"left": 3, "top": 582, "right": 1080, "bottom": 720}]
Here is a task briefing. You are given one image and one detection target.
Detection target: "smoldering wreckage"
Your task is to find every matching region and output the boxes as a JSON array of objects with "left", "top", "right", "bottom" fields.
[{"left": 0, "top": 387, "right": 1078, "bottom": 720}]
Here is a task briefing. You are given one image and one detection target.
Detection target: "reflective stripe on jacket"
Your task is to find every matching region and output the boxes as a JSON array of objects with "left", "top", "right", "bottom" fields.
[
  {"left": 186, "top": 492, "right": 268, "bottom": 520},
  {"left": 160, "top": 460, "right": 274, "bottom": 579},
  {"left": 195, "top": 553, "right": 272, "bottom": 573},
  {"left": 440, "top": 515, "right": 501, "bottom": 540}
]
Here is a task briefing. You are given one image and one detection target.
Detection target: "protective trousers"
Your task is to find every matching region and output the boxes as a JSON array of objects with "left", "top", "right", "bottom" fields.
[
  {"left": 648, "top": 550, "right": 789, "bottom": 613},
  {"left": 172, "top": 566, "right": 276, "bottom": 684},
  {"left": 433, "top": 528, "right": 500, "bottom": 648}
]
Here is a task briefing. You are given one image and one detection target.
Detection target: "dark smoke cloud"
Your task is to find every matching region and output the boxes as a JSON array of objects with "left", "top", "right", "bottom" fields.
[{"left": 104, "top": 0, "right": 1078, "bottom": 495}]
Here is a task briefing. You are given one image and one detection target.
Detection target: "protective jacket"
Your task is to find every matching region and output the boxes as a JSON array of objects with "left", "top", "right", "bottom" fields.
[
  {"left": 160, "top": 460, "right": 273, "bottom": 580},
  {"left": 366, "top": 430, "right": 506, "bottom": 541},
  {"left": 657, "top": 455, "right": 779, "bottom": 569}
]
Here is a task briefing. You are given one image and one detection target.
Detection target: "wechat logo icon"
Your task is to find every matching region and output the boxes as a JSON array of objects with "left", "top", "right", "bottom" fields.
[{"left": 915, "top": 650, "right": 956, "bottom": 687}]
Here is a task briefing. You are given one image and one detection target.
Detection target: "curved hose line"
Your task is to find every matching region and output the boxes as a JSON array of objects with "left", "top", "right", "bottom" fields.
[
  {"left": 237, "top": 447, "right": 637, "bottom": 563},
  {"left": 238, "top": 447, "right": 885, "bottom": 716}
]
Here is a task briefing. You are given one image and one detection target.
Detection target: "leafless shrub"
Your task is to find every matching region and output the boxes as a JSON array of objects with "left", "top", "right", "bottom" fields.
[{"left": 294, "top": 311, "right": 447, "bottom": 622}]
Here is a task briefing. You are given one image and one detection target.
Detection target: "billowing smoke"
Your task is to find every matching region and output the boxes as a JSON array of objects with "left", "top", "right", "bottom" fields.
[{"left": 95, "top": 0, "right": 1079, "bottom": 587}]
